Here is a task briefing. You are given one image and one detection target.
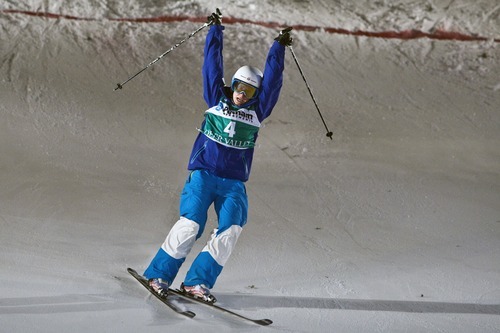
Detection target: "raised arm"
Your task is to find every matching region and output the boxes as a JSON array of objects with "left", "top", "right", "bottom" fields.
[
  {"left": 202, "top": 25, "right": 225, "bottom": 107},
  {"left": 257, "top": 41, "right": 286, "bottom": 121}
]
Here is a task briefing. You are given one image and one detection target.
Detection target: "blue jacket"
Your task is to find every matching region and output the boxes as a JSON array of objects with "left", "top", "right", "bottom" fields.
[{"left": 187, "top": 25, "right": 286, "bottom": 182}]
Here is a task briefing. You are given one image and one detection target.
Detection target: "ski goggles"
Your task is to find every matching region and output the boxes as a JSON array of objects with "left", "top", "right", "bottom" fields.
[{"left": 232, "top": 80, "right": 258, "bottom": 99}]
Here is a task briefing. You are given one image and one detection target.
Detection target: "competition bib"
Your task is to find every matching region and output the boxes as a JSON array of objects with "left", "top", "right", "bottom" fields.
[{"left": 201, "top": 101, "right": 261, "bottom": 149}]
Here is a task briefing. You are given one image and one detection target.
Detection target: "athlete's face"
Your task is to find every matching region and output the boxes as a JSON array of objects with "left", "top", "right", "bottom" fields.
[{"left": 233, "top": 90, "right": 249, "bottom": 106}]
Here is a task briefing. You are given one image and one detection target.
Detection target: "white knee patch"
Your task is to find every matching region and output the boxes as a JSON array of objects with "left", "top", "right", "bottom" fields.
[
  {"left": 161, "top": 217, "right": 199, "bottom": 260},
  {"left": 202, "top": 225, "right": 243, "bottom": 266}
]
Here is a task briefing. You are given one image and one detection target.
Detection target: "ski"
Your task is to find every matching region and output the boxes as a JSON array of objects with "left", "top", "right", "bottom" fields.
[
  {"left": 168, "top": 287, "right": 273, "bottom": 326},
  {"left": 127, "top": 267, "right": 272, "bottom": 325},
  {"left": 127, "top": 268, "right": 196, "bottom": 318}
]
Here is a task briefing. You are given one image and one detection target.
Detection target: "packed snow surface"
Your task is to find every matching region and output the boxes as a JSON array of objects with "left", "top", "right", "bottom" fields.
[{"left": 1, "top": 1, "right": 499, "bottom": 332}]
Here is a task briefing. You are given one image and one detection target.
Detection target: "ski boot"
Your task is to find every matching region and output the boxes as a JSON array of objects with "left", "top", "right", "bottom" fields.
[
  {"left": 148, "top": 278, "right": 170, "bottom": 298},
  {"left": 181, "top": 283, "right": 217, "bottom": 303}
]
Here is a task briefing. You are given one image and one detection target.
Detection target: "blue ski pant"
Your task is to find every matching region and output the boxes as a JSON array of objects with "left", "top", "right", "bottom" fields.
[{"left": 143, "top": 170, "right": 248, "bottom": 288}]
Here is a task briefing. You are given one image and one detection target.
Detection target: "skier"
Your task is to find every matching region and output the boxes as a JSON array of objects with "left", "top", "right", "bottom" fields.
[{"left": 143, "top": 10, "right": 293, "bottom": 303}]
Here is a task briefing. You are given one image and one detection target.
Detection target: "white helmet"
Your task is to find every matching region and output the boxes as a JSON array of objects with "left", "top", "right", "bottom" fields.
[{"left": 231, "top": 65, "right": 263, "bottom": 89}]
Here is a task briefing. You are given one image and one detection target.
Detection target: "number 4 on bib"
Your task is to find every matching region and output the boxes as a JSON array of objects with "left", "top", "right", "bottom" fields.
[{"left": 224, "top": 121, "right": 236, "bottom": 138}]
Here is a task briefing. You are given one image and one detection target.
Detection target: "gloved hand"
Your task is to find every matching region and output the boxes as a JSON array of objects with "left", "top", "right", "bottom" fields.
[
  {"left": 207, "top": 8, "right": 222, "bottom": 25},
  {"left": 274, "top": 27, "right": 293, "bottom": 46}
]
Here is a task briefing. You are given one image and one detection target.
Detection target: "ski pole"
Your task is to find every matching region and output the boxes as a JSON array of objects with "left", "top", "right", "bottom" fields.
[
  {"left": 114, "top": 13, "right": 218, "bottom": 91},
  {"left": 288, "top": 45, "right": 333, "bottom": 140}
]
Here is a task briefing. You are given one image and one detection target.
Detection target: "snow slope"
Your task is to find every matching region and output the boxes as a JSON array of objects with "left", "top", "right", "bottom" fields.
[{"left": 1, "top": 1, "right": 499, "bottom": 332}]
